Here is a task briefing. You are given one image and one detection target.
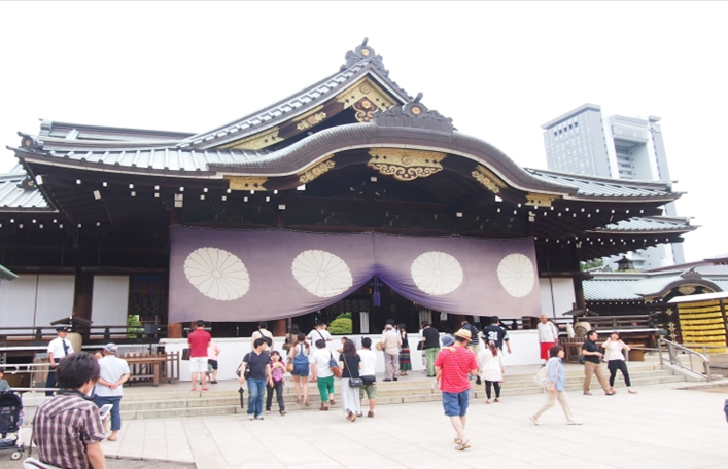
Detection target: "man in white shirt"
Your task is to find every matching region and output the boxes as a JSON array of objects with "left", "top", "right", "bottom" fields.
[
  {"left": 310, "top": 339, "right": 336, "bottom": 410},
  {"left": 380, "top": 324, "right": 401, "bottom": 382},
  {"left": 251, "top": 322, "right": 274, "bottom": 351},
  {"left": 307, "top": 323, "right": 333, "bottom": 343},
  {"left": 538, "top": 315, "right": 559, "bottom": 365},
  {"left": 94, "top": 343, "right": 131, "bottom": 441},
  {"left": 45, "top": 325, "right": 75, "bottom": 396},
  {"left": 307, "top": 323, "right": 333, "bottom": 383},
  {"left": 357, "top": 337, "right": 378, "bottom": 418}
]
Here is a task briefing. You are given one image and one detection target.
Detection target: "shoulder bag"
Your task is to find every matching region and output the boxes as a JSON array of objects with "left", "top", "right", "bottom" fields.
[
  {"left": 532, "top": 362, "right": 551, "bottom": 390},
  {"left": 329, "top": 352, "right": 342, "bottom": 378},
  {"left": 342, "top": 355, "right": 362, "bottom": 387}
]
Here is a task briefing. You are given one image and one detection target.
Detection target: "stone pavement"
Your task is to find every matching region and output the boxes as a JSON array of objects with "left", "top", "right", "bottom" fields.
[{"left": 5, "top": 381, "right": 728, "bottom": 469}]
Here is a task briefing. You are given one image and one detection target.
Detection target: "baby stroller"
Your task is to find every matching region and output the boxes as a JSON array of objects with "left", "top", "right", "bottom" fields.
[{"left": 0, "top": 391, "right": 25, "bottom": 460}]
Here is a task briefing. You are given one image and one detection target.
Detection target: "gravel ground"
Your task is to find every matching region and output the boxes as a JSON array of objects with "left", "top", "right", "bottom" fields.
[{"left": 2, "top": 455, "right": 197, "bottom": 469}]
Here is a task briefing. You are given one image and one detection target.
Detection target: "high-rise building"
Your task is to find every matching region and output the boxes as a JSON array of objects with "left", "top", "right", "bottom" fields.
[{"left": 541, "top": 104, "right": 685, "bottom": 268}]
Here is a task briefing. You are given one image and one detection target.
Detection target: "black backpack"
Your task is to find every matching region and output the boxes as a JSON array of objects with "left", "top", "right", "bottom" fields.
[{"left": 259, "top": 332, "right": 273, "bottom": 347}]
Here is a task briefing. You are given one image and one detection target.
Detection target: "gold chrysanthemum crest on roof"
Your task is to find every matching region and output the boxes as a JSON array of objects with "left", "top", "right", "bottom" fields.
[
  {"left": 368, "top": 148, "right": 446, "bottom": 181},
  {"left": 337, "top": 78, "right": 397, "bottom": 122},
  {"left": 299, "top": 155, "right": 336, "bottom": 184},
  {"left": 224, "top": 176, "right": 269, "bottom": 191},
  {"left": 472, "top": 166, "right": 506, "bottom": 193}
]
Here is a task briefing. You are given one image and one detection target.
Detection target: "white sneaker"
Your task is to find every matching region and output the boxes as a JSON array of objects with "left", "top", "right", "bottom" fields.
[
  {"left": 567, "top": 421, "right": 583, "bottom": 425},
  {"left": 529, "top": 416, "right": 539, "bottom": 426}
]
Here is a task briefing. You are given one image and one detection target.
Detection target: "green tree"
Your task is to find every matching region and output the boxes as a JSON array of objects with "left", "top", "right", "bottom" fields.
[{"left": 328, "top": 312, "right": 353, "bottom": 334}]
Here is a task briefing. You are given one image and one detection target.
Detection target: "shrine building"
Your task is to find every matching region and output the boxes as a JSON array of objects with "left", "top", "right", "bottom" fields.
[{"left": 0, "top": 39, "right": 696, "bottom": 344}]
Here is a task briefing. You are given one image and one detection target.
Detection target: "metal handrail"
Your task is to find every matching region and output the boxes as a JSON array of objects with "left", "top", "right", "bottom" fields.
[{"left": 657, "top": 337, "right": 712, "bottom": 382}]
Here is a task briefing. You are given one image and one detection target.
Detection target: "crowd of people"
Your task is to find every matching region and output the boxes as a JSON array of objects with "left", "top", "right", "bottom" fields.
[{"left": 16, "top": 316, "right": 643, "bottom": 468}]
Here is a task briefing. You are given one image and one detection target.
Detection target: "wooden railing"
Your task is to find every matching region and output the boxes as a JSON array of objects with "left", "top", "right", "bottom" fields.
[{"left": 120, "top": 352, "right": 180, "bottom": 387}]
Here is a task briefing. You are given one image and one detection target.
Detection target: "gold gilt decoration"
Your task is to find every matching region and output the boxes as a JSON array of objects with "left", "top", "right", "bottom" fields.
[
  {"left": 299, "top": 155, "right": 336, "bottom": 184},
  {"left": 472, "top": 165, "right": 507, "bottom": 194},
  {"left": 367, "top": 148, "right": 446, "bottom": 182},
  {"left": 336, "top": 77, "right": 397, "bottom": 115},
  {"left": 293, "top": 105, "right": 327, "bottom": 131},
  {"left": 296, "top": 112, "right": 327, "bottom": 131},
  {"left": 224, "top": 176, "right": 269, "bottom": 191},
  {"left": 219, "top": 127, "right": 283, "bottom": 150},
  {"left": 679, "top": 285, "right": 697, "bottom": 296},
  {"left": 525, "top": 192, "right": 560, "bottom": 207},
  {"left": 353, "top": 99, "right": 375, "bottom": 122}
]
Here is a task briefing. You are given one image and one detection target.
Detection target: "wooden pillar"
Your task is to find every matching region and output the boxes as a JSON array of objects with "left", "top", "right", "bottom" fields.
[
  {"left": 272, "top": 319, "right": 286, "bottom": 336},
  {"left": 167, "top": 207, "right": 184, "bottom": 338},
  {"left": 73, "top": 272, "right": 94, "bottom": 340},
  {"left": 574, "top": 275, "right": 586, "bottom": 310},
  {"left": 168, "top": 323, "right": 182, "bottom": 338}
]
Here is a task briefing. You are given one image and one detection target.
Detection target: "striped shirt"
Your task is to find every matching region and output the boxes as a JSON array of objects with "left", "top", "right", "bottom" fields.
[{"left": 32, "top": 393, "right": 106, "bottom": 469}]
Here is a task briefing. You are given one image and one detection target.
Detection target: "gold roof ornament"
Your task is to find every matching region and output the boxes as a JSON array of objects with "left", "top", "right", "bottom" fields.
[
  {"left": 299, "top": 155, "right": 336, "bottom": 184},
  {"left": 367, "top": 148, "right": 446, "bottom": 181},
  {"left": 472, "top": 165, "right": 507, "bottom": 193},
  {"left": 224, "top": 176, "right": 269, "bottom": 191},
  {"left": 219, "top": 128, "right": 283, "bottom": 150},
  {"left": 525, "top": 192, "right": 560, "bottom": 207}
]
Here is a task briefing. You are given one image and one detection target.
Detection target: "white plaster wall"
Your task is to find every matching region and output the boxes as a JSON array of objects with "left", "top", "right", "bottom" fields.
[
  {"left": 540, "top": 277, "right": 576, "bottom": 319},
  {"left": 162, "top": 329, "right": 542, "bottom": 382}
]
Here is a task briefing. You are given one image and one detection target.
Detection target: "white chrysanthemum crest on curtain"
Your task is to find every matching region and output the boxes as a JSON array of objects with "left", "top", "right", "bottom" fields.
[
  {"left": 496, "top": 253, "right": 535, "bottom": 297},
  {"left": 411, "top": 251, "right": 463, "bottom": 295},
  {"left": 291, "top": 250, "right": 353, "bottom": 298},
  {"left": 183, "top": 247, "right": 250, "bottom": 300}
]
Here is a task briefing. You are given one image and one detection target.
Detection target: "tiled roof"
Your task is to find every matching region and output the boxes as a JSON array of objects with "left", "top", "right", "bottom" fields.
[
  {"left": 42, "top": 147, "right": 269, "bottom": 173},
  {"left": 525, "top": 168, "right": 675, "bottom": 198},
  {"left": 177, "top": 58, "right": 411, "bottom": 150},
  {"left": 0, "top": 166, "right": 51, "bottom": 210},
  {"left": 0, "top": 263, "right": 18, "bottom": 281},
  {"left": 592, "top": 216, "right": 695, "bottom": 233},
  {"left": 584, "top": 273, "right": 728, "bottom": 301},
  {"left": 584, "top": 279, "right": 641, "bottom": 301}
]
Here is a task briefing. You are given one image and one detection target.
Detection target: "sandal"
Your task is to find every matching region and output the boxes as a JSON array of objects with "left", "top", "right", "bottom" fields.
[
  {"left": 304, "top": 399, "right": 310, "bottom": 406},
  {"left": 628, "top": 389, "right": 637, "bottom": 394},
  {"left": 330, "top": 399, "right": 336, "bottom": 405},
  {"left": 297, "top": 397, "right": 302, "bottom": 403},
  {"left": 455, "top": 440, "right": 471, "bottom": 451},
  {"left": 454, "top": 437, "right": 462, "bottom": 444}
]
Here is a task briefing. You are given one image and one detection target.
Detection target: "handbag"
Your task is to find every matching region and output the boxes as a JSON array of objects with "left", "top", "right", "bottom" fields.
[
  {"left": 342, "top": 355, "right": 362, "bottom": 387},
  {"left": 579, "top": 354, "right": 586, "bottom": 365},
  {"left": 236, "top": 353, "right": 251, "bottom": 378},
  {"left": 330, "top": 352, "right": 342, "bottom": 378},
  {"left": 533, "top": 363, "right": 551, "bottom": 390},
  {"left": 181, "top": 348, "right": 190, "bottom": 361},
  {"left": 416, "top": 340, "right": 423, "bottom": 351}
]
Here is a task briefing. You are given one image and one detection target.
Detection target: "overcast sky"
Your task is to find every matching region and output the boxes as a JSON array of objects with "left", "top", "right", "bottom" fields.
[{"left": 1, "top": 1, "right": 725, "bottom": 263}]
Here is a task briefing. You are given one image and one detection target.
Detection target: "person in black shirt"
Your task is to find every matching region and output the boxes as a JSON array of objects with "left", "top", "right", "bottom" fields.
[
  {"left": 421, "top": 323, "right": 441, "bottom": 377},
  {"left": 240, "top": 338, "right": 272, "bottom": 420},
  {"left": 461, "top": 320, "right": 481, "bottom": 384},
  {"left": 481, "top": 317, "right": 511, "bottom": 371},
  {"left": 581, "top": 330, "right": 615, "bottom": 396}
]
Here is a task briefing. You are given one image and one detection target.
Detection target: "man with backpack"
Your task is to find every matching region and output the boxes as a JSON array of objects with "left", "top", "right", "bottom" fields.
[{"left": 252, "top": 321, "right": 274, "bottom": 350}]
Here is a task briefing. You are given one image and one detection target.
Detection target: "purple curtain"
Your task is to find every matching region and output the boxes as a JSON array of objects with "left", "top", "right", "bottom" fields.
[{"left": 169, "top": 227, "right": 541, "bottom": 322}]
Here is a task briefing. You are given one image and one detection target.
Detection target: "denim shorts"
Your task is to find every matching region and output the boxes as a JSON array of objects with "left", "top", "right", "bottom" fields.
[
  {"left": 291, "top": 364, "right": 309, "bottom": 376},
  {"left": 442, "top": 390, "right": 470, "bottom": 417}
]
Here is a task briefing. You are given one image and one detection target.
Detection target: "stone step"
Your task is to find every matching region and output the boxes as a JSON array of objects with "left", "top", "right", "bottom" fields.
[
  {"left": 118, "top": 369, "right": 685, "bottom": 420},
  {"left": 121, "top": 366, "right": 672, "bottom": 402}
]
